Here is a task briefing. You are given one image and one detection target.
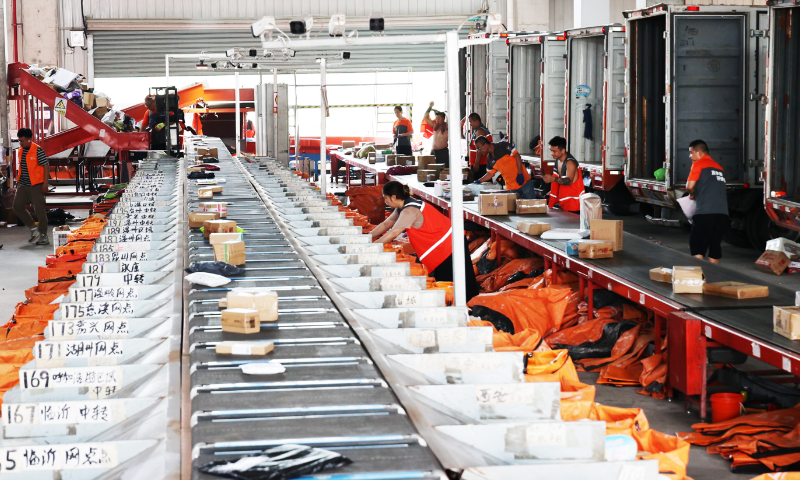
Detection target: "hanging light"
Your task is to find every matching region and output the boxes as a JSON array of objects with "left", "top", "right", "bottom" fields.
[{"left": 196, "top": 60, "right": 208, "bottom": 70}]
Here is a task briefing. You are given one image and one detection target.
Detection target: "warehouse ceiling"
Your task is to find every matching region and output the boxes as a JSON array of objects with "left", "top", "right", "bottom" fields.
[{"left": 91, "top": 26, "right": 470, "bottom": 77}]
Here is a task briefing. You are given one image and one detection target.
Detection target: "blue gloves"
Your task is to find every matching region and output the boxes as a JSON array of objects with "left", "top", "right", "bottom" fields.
[
  {"left": 473, "top": 180, "right": 482, "bottom": 185},
  {"left": 516, "top": 174, "right": 525, "bottom": 185}
]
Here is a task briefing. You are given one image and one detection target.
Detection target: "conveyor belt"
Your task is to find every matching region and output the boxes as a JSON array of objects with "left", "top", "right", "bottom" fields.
[{"left": 184, "top": 139, "right": 443, "bottom": 479}]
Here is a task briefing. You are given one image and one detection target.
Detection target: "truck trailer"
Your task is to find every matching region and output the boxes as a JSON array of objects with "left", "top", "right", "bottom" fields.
[
  {"left": 564, "top": 24, "right": 633, "bottom": 211},
  {"left": 507, "top": 33, "right": 567, "bottom": 193},
  {"left": 465, "top": 34, "right": 511, "bottom": 144},
  {"left": 624, "top": 4, "right": 773, "bottom": 248},
  {"left": 765, "top": 0, "right": 800, "bottom": 244}
]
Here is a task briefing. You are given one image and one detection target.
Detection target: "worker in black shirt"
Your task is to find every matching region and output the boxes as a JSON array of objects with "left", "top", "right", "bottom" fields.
[{"left": 12, "top": 128, "right": 50, "bottom": 245}]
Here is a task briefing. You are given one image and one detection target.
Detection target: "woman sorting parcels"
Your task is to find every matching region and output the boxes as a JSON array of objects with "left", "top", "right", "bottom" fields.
[
  {"left": 371, "top": 181, "right": 481, "bottom": 301},
  {"left": 473, "top": 136, "right": 537, "bottom": 200},
  {"left": 543, "top": 136, "right": 584, "bottom": 213},
  {"left": 686, "top": 139, "right": 728, "bottom": 265}
]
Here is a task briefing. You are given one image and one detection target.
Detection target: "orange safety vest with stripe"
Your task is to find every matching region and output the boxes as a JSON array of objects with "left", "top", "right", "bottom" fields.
[
  {"left": 548, "top": 155, "right": 584, "bottom": 212},
  {"left": 16, "top": 142, "right": 46, "bottom": 185},
  {"left": 403, "top": 199, "right": 453, "bottom": 272},
  {"left": 469, "top": 125, "right": 493, "bottom": 166}
]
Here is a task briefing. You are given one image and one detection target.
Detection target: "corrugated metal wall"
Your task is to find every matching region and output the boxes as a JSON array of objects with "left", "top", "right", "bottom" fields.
[{"left": 59, "top": 0, "right": 487, "bottom": 78}]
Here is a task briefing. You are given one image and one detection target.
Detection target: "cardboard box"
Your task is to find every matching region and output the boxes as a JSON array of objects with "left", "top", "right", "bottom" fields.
[
  {"left": 704, "top": 281, "right": 769, "bottom": 299},
  {"left": 578, "top": 241, "right": 614, "bottom": 259},
  {"left": 479, "top": 193, "right": 509, "bottom": 216},
  {"left": 517, "top": 199, "right": 548, "bottom": 215},
  {"left": 774, "top": 306, "right": 800, "bottom": 340},
  {"left": 221, "top": 308, "right": 260, "bottom": 334},
  {"left": 672, "top": 266, "right": 705, "bottom": 294},
  {"left": 94, "top": 97, "right": 110, "bottom": 108},
  {"left": 517, "top": 221, "right": 551, "bottom": 236},
  {"left": 428, "top": 163, "right": 445, "bottom": 174},
  {"left": 82, "top": 92, "right": 95, "bottom": 110},
  {"left": 198, "top": 187, "right": 214, "bottom": 199},
  {"left": 213, "top": 240, "right": 246, "bottom": 265},
  {"left": 386, "top": 155, "right": 397, "bottom": 166},
  {"left": 215, "top": 341, "right": 274, "bottom": 355},
  {"left": 418, "top": 155, "right": 435, "bottom": 171},
  {"left": 395, "top": 156, "right": 408, "bottom": 166},
  {"left": 649, "top": 267, "right": 673, "bottom": 283},
  {"left": 211, "top": 185, "right": 223, "bottom": 194},
  {"left": 789, "top": 262, "right": 800, "bottom": 274},
  {"left": 418, "top": 169, "right": 437, "bottom": 182},
  {"left": 200, "top": 202, "right": 227, "bottom": 218},
  {"left": 197, "top": 147, "right": 219, "bottom": 158},
  {"left": 227, "top": 291, "right": 279, "bottom": 321},
  {"left": 90, "top": 106, "right": 109, "bottom": 119},
  {"left": 210, "top": 233, "right": 243, "bottom": 245},
  {"left": 188, "top": 166, "right": 204, "bottom": 173},
  {"left": 766, "top": 237, "right": 800, "bottom": 260},
  {"left": 756, "top": 250, "right": 791, "bottom": 276},
  {"left": 590, "top": 220, "right": 623, "bottom": 251},
  {"left": 342, "top": 141, "right": 356, "bottom": 149},
  {"left": 206, "top": 219, "right": 237, "bottom": 234},
  {"left": 189, "top": 211, "right": 220, "bottom": 228},
  {"left": 368, "top": 153, "right": 377, "bottom": 164}
]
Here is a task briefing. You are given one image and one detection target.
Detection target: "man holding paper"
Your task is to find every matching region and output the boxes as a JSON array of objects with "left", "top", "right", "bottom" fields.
[{"left": 685, "top": 139, "right": 728, "bottom": 264}]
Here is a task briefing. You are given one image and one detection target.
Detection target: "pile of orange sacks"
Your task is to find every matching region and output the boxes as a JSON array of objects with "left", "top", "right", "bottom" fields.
[{"left": 0, "top": 211, "right": 110, "bottom": 407}]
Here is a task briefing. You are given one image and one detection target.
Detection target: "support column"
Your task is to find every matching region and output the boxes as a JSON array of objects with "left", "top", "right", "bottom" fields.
[
  {"left": 319, "top": 58, "right": 327, "bottom": 197},
  {"left": 235, "top": 72, "right": 240, "bottom": 158},
  {"left": 574, "top": 0, "right": 610, "bottom": 29}
]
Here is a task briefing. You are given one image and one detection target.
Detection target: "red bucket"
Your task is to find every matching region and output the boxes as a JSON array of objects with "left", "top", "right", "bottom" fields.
[{"left": 710, "top": 392, "right": 745, "bottom": 424}]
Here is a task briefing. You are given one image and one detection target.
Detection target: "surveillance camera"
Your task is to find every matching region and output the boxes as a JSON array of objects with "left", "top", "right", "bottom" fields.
[
  {"left": 251, "top": 16, "right": 276, "bottom": 38},
  {"left": 486, "top": 13, "right": 504, "bottom": 35},
  {"left": 210, "top": 62, "right": 217, "bottom": 69},
  {"left": 290, "top": 15, "right": 314, "bottom": 35},
  {"left": 343, "top": 52, "right": 351, "bottom": 60},
  {"left": 249, "top": 49, "right": 257, "bottom": 57},
  {"left": 369, "top": 13, "right": 384, "bottom": 32},
  {"left": 328, "top": 14, "right": 346, "bottom": 37}
]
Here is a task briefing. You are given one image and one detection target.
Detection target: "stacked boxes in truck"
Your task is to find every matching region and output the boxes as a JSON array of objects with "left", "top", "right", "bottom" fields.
[
  {"left": 507, "top": 33, "right": 567, "bottom": 198},
  {"left": 466, "top": 34, "right": 512, "bottom": 165},
  {"left": 765, "top": 1, "right": 800, "bottom": 245},
  {"left": 624, "top": 4, "right": 772, "bottom": 248},
  {"left": 565, "top": 25, "right": 634, "bottom": 212}
]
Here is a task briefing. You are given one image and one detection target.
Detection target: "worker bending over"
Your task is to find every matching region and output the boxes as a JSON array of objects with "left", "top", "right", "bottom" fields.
[
  {"left": 467, "top": 113, "right": 492, "bottom": 178},
  {"left": 473, "top": 136, "right": 536, "bottom": 200},
  {"left": 686, "top": 139, "right": 728, "bottom": 264},
  {"left": 423, "top": 102, "right": 449, "bottom": 164},
  {"left": 13, "top": 128, "right": 50, "bottom": 245},
  {"left": 543, "top": 136, "right": 584, "bottom": 212},
  {"left": 371, "top": 181, "right": 480, "bottom": 301},
  {"left": 138, "top": 96, "right": 155, "bottom": 131},
  {"left": 393, "top": 106, "right": 414, "bottom": 156}
]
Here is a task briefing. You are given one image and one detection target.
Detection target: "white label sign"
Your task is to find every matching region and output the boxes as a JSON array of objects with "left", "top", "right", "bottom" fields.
[
  {"left": 0, "top": 443, "right": 119, "bottom": 472},
  {"left": 88, "top": 251, "right": 151, "bottom": 263},
  {"left": 3, "top": 400, "right": 126, "bottom": 426},
  {"left": 475, "top": 384, "right": 542, "bottom": 405},
  {"left": 525, "top": 423, "right": 566, "bottom": 446},
  {"left": 20, "top": 366, "right": 123, "bottom": 390},
  {"left": 34, "top": 340, "right": 124, "bottom": 360},
  {"left": 353, "top": 253, "right": 392, "bottom": 265},
  {"left": 418, "top": 309, "right": 450, "bottom": 325},
  {"left": 61, "top": 302, "right": 134, "bottom": 319},
  {"left": 99, "top": 234, "right": 152, "bottom": 243},
  {"left": 48, "top": 318, "right": 130, "bottom": 339},
  {"left": 70, "top": 287, "right": 139, "bottom": 302},
  {"left": 380, "top": 278, "right": 422, "bottom": 291}
]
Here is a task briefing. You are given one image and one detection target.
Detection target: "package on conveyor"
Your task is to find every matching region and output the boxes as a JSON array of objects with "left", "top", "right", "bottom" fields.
[
  {"left": 755, "top": 250, "right": 791, "bottom": 275},
  {"left": 418, "top": 155, "right": 435, "bottom": 171},
  {"left": 342, "top": 141, "right": 356, "bottom": 149},
  {"left": 386, "top": 154, "right": 397, "bottom": 166},
  {"left": 517, "top": 220, "right": 551, "bottom": 236},
  {"left": 216, "top": 341, "right": 274, "bottom": 355},
  {"left": 224, "top": 290, "right": 279, "bottom": 321},
  {"left": 418, "top": 169, "right": 437, "bottom": 182},
  {"left": 221, "top": 308, "right": 261, "bottom": 334},
  {"left": 200, "top": 202, "right": 228, "bottom": 217},
  {"left": 672, "top": 266, "right": 705, "bottom": 294},
  {"left": 649, "top": 267, "right": 673, "bottom": 283},
  {"left": 198, "top": 186, "right": 214, "bottom": 199},
  {"left": 517, "top": 199, "right": 548, "bottom": 215},
  {"left": 774, "top": 306, "right": 800, "bottom": 339},
  {"left": 204, "top": 219, "right": 237, "bottom": 238},
  {"left": 565, "top": 240, "right": 614, "bottom": 259},
  {"left": 189, "top": 211, "right": 220, "bottom": 228},
  {"left": 579, "top": 192, "right": 602, "bottom": 230},
  {"left": 590, "top": 219, "right": 623, "bottom": 251},
  {"left": 704, "top": 281, "right": 768, "bottom": 299},
  {"left": 198, "top": 147, "right": 219, "bottom": 158},
  {"left": 439, "top": 168, "right": 469, "bottom": 181},
  {"left": 479, "top": 191, "right": 509, "bottom": 216},
  {"left": 427, "top": 163, "right": 445, "bottom": 174},
  {"left": 368, "top": 152, "right": 377, "bottom": 164},
  {"left": 214, "top": 240, "right": 246, "bottom": 265}
]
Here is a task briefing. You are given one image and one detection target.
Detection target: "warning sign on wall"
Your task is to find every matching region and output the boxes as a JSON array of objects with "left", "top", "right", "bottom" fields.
[
  {"left": 273, "top": 91, "right": 278, "bottom": 114},
  {"left": 54, "top": 98, "right": 67, "bottom": 116}
]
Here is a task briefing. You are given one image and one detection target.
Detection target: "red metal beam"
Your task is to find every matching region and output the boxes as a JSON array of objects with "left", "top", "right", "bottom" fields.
[{"left": 203, "top": 88, "right": 255, "bottom": 102}]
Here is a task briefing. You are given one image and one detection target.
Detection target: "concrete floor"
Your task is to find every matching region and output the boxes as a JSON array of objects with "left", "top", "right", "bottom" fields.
[{"left": 0, "top": 225, "right": 52, "bottom": 322}]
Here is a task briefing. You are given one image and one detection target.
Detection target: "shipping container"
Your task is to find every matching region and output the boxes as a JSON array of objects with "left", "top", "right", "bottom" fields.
[
  {"left": 507, "top": 33, "right": 567, "bottom": 188},
  {"left": 624, "top": 4, "right": 775, "bottom": 248},
  {"left": 564, "top": 25, "right": 633, "bottom": 210},
  {"left": 466, "top": 34, "right": 511, "bottom": 141},
  {"left": 765, "top": 1, "right": 800, "bottom": 241}
]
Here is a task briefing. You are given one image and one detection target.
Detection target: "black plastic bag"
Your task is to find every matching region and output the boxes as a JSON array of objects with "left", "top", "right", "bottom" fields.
[
  {"left": 195, "top": 444, "right": 351, "bottom": 480},
  {"left": 46, "top": 208, "right": 75, "bottom": 226},
  {"left": 185, "top": 261, "right": 244, "bottom": 277},
  {"left": 475, "top": 247, "right": 497, "bottom": 276},
  {"left": 506, "top": 268, "right": 545, "bottom": 286},
  {"left": 470, "top": 305, "right": 515, "bottom": 334},
  {"left": 551, "top": 320, "right": 639, "bottom": 364},
  {"left": 590, "top": 289, "right": 634, "bottom": 311},
  {"left": 188, "top": 171, "right": 216, "bottom": 179}
]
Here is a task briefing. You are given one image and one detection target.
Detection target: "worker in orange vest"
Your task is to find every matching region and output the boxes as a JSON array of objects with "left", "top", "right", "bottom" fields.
[
  {"left": 371, "top": 181, "right": 480, "bottom": 300},
  {"left": 543, "top": 136, "right": 584, "bottom": 213},
  {"left": 138, "top": 96, "right": 155, "bottom": 131},
  {"left": 12, "top": 128, "right": 50, "bottom": 245}
]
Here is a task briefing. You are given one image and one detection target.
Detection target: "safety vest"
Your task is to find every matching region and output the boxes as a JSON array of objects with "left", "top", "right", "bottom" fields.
[
  {"left": 469, "top": 125, "right": 493, "bottom": 166},
  {"left": 403, "top": 199, "right": 453, "bottom": 271},
  {"left": 16, "top": 142, "right": 45, "bottom": 185},
  {"left": 548, "top": 155, "right": 584, "bottom": 212}
]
